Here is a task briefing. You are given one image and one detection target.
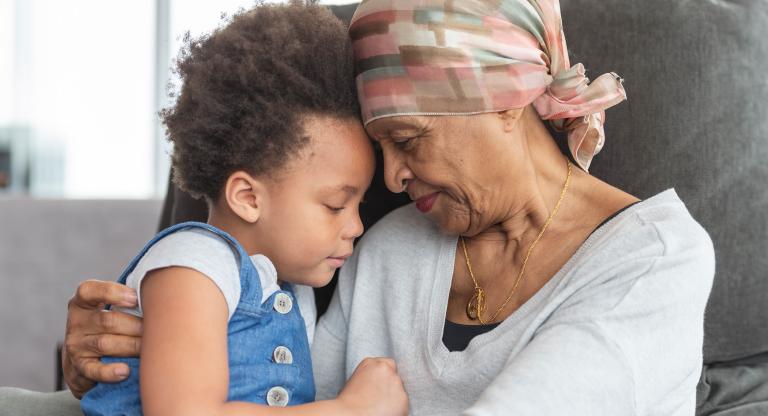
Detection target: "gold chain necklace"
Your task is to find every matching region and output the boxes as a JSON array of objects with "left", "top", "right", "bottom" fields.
[{"left": 461, "top": 160, "right": 572, "bottom": 324}]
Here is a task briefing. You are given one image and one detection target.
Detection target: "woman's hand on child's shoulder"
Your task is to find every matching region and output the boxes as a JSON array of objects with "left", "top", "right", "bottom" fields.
[
  {"left": 336, "top": 357, "right": 409, "bottom": 416},
  {"left": 63, "top": 279, "right": 142, "bottom": 398}
]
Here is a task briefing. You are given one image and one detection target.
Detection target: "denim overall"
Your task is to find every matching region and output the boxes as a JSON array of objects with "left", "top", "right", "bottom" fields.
[{"left": 80, "top": 222, "right": 316, "bottom": 416}]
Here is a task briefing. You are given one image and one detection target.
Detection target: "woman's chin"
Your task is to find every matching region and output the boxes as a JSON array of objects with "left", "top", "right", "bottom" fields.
[{"left": 424, "top": 204, "right": 468, "bottom": 235}]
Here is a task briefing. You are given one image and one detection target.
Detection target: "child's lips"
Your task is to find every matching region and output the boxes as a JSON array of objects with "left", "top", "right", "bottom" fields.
[{"left": 327, "top": 254, "right": 351, "bottom": 268}]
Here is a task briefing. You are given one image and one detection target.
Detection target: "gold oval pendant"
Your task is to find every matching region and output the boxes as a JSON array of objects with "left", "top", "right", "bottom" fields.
[
  {"left": 466, "top": 289, "right": 485, "bottom": 320},
  {"left": 466, "top": 296, "right": 479, "bottom": 320}
]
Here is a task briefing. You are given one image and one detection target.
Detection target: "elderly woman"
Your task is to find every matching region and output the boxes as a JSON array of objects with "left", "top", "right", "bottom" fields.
[{"left": 54, "top": 0, "right": 714, "bottom": 415}]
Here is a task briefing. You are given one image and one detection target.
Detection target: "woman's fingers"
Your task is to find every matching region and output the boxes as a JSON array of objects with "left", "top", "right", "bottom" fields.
[
  {"left": 63, "top": 331, "right": 141, "bottom": 396},
  {"left": 67, "top": 358, "right": 132, "bottom": 398},
  {"left": 78, "top": 358, "right": 131, "bottom": 383},
  {"left": 94, "top": 310, "right": 143, "bottom": 337},
  {"left": 84, "top": 334, "right": 142, "bottom": 357},
  {"left": 65, "top": 373, "right": 95, "bottom": 399},
  {"left": 71, "top": 279, "right": 138, "bottom": 309},
  {"left": 63, "top": 279, "right": 143, "bottom": 395}
]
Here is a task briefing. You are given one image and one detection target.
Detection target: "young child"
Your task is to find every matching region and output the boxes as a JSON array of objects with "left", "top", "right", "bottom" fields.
[{"left": 79, "top": 3, "right": 408, "bottom": 416}]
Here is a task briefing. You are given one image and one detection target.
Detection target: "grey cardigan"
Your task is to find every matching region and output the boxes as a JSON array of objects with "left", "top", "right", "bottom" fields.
[{"left": 312, "top": 189, "right": 715, "bottom": 415}]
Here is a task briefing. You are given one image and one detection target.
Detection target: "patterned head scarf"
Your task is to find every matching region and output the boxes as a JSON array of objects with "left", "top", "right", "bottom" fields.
[{"left": 349, "top": 0, "right": 627, "bottom": 171}]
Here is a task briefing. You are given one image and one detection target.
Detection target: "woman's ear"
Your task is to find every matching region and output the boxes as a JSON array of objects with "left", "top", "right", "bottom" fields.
[
  {"left": 224, "top": 171, "right": 267, "bottom": 224},
  {"left": 498, "top": 107, "right": 526, "bottom": 132}
]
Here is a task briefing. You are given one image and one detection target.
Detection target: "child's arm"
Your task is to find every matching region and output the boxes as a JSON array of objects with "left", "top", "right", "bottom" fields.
[{"left": 140, "top": 267, "right": 407, "bottom": 416}]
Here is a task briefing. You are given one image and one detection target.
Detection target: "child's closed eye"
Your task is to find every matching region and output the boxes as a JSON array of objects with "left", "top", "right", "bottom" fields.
[{"left": 325, "top": 204, "right": 345, "bottom": 213}]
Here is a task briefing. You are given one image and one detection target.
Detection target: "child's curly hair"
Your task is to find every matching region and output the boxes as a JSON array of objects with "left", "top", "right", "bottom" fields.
[{"left": 161, "top": 2, "right": 360, "bottom": 201}]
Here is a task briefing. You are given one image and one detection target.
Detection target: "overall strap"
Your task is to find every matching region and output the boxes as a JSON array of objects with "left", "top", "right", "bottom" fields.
[{"left": 113, "top": 221, "right": 261, "bottom": 305}]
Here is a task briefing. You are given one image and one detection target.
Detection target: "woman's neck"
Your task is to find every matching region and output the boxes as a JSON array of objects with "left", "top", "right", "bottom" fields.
[
  {"left": 472, "top": 167, "right": 571, "bottom": 255},
  {"left": 472, "top": 111, "right": 575, "bottom": 250},
  {"left": 471, "top": 159, "right": 637, "bottom": 261}
]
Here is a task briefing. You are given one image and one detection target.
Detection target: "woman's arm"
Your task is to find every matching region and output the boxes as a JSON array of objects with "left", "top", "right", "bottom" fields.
[
  {"left": 312, "top": 243, "right": 361, "bottom": 400},
  {"left": 141, "top": 266, "right": 408, "bottom": 416},
  {"left": 312, "top": 286, "right": 349, "bottom": 400}
]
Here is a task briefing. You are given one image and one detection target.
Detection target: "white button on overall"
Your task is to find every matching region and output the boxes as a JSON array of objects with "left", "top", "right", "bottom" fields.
[
  {"left": 272, "top": 346, "right": 293, "bottom": 364},
  {"left": 266, "top": 386, "right": 290, "bottom": 406},
  {"left": 273, "top": 293, "right": 293, "bottom": 314}
]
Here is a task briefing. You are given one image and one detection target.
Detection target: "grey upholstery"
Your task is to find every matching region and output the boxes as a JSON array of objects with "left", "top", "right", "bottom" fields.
[
  {"left": 560, "top": 0, "right": 768, "bottom": 366},
  {"left": 0, "top": 388, "right": 80, "bottom": 416},
  {"left": 0, "top": 198, "right": 162, "bottom": 391}
]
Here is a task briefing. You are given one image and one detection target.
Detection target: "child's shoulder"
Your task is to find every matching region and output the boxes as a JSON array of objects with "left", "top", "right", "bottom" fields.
[
  {"left": 154, "top": 226, "right": 239, "bottom": 256},
  {"left": 140, "top": 227, "right": 243, "bottom": 275},
  {"left": 121, "top": 226, "right": 243, "bottom": 319}
]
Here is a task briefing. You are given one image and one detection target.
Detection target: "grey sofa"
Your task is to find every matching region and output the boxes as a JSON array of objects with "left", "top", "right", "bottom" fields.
[{"left": 2, "top": 1, "right": 766, "bottom": 415}]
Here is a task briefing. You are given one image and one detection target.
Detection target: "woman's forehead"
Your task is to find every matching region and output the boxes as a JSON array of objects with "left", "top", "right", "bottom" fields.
[{"left": 365, "top": 115, "right": 436, "bottom": 137}]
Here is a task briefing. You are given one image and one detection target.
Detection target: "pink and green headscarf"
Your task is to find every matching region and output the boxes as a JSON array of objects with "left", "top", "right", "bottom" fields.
[{"left": 349, "top": 0, "right": 627, "bottom": 171}]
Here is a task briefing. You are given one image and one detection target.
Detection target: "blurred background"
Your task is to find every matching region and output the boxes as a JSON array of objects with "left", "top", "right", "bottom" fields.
[{"left": 0, "top": 0, "right": 354, "bottom": 391}]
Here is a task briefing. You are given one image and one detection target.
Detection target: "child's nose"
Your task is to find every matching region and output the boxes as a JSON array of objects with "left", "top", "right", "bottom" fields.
[{"left": 344, "top": 211, "right": 365, "bottom": 241}]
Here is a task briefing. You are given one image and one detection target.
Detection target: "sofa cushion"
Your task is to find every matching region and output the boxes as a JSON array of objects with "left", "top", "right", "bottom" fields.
[
  {"left": 696, "top": 352, "right": 768, "bottom": 415},
  {"left": 559, "top": 0, "right": 768, "bottom": 363}
]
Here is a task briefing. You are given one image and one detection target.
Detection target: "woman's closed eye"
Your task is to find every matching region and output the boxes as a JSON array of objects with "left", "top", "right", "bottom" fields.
[{"left": 393, "top": 135, "right": 419, "bottom": 150}]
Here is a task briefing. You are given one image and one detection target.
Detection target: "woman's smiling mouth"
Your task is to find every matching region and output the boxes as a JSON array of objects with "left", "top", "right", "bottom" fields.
[{"left": 414, "top": 192, "right": 439, "bottom": 213}]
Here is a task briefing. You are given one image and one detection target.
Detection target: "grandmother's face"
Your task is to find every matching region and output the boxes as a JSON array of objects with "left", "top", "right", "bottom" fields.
[{"left": 366, "top": 111, "right": 524, "bottom": 235}]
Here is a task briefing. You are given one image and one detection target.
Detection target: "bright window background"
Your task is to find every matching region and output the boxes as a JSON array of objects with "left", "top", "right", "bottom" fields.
[{"left": 0, "top": 0, "right": 355, "bottom": 199}]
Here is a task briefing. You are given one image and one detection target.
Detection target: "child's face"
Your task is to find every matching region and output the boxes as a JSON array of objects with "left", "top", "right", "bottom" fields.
[{"left": 256, "top": 115, "right": 375, "bottom": 287}]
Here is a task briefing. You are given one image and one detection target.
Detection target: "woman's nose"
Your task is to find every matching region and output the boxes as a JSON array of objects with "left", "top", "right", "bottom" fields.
[{"left": 381, "top": 145, "right": 413, "bottom": 194}]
